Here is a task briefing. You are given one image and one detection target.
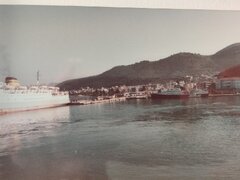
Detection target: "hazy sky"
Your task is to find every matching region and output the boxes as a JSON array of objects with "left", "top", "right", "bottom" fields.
[{"left": 1, "top": 5, "right": 240, "bottom": 84}]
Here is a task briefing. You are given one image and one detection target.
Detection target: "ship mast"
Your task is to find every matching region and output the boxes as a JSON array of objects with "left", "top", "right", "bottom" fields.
[{"left": 37, "top": 70, "right": 40, "bottom": 85}]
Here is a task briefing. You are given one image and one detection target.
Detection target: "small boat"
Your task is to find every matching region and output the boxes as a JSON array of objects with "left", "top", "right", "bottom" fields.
[
  {"left": 125, "top": 92, "right": 148, "bottom": 100},
  {"left": 189, "top": 89, "right": 209, "bottom": 98}
]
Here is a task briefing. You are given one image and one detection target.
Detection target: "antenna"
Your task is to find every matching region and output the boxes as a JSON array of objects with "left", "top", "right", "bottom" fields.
[{"left": 37, "top": 70, "right": 40, "bottom": 85}]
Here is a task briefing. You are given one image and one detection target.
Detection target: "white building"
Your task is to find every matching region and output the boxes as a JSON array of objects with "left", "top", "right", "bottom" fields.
[{"left": 216, "top": 77, "right": 240, "bottom": 89}]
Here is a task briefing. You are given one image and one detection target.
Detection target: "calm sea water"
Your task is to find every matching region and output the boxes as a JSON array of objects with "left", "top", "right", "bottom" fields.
[{"left": 1, "top": 97, "right": 240, "bottom": 179}]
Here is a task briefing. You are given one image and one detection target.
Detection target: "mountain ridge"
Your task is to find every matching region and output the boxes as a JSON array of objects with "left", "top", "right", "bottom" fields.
[{"left": 58, "top": 43, "right": 240, "bottom": 90}]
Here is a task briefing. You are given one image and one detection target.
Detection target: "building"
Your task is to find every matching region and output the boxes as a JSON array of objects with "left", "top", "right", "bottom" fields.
[
  {"left": 212, "top": 64, "right": 240, "bottom": 93},
  {"left": 216, "top": 77, "right": 240, "bottom": 90}
]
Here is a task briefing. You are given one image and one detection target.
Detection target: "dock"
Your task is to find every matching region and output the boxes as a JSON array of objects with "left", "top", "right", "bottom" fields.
[
  {"left": 209, "top": 93, "right": 240, "bottom": 97},
  {"left": 69, "top": 97, "right": 126, "bottom": 105}
]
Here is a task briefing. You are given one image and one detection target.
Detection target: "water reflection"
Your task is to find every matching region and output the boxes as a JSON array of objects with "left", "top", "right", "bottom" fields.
[
  {"left": 106, "top": 160, "right": 240, "bottom": 180},
  {"left": 0, "top": 106, "right": 70, "bottom": 156},
  {"left": 1, "top": 97, "right": 240, "bottom": 179}
]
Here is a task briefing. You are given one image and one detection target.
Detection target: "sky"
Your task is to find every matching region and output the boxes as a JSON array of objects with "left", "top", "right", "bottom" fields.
[{"left": 1, "top": 5, "right": 240, "bottom": 85}]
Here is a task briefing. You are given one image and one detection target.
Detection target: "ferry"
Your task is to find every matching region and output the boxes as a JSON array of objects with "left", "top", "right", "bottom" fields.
[
  {"left": 0, "top": 77, "right": 70, "bottom": 114},
  {"left": 151, "top": 88, "right": 189, "bottom": 99}
]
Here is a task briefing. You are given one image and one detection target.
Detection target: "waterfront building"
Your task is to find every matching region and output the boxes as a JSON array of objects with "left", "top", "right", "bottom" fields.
[{"left": 216, "top": 77, "right": 240, "bottom": 90}]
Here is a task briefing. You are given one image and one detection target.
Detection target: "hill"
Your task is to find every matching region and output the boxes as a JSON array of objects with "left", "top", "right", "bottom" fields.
[{"left": 58, "top": 43, "right": 240, "bottom": 90}]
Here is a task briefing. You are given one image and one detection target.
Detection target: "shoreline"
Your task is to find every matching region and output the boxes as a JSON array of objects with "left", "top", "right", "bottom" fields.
[
  {"left": 209, "top": 93, "right": 240, "bottom": 97},
  {"left": 1, "top": 94, "right": 240, "bottom": 115},
  {"left": 69, "top": 97, "right": 126, "bottom": 105}
]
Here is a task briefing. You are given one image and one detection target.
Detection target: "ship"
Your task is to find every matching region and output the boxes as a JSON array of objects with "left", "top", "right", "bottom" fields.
[
  {"left": 0, "top": 76, "right": 70, "bottom": 114},
  {"left": 151, "top": 88, "right": 189, "bottom": 99}
]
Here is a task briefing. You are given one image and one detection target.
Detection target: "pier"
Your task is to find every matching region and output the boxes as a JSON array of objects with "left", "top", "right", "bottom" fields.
[{"left": 69, "top": 96, "right": 126, "bottom": 105}]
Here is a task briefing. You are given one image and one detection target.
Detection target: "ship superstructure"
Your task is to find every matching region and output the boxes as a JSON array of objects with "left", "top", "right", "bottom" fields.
[
  {"left": 0, "top": 77, "right": 69, "bottom": 114},
  {"left": 151, "top": 88, "right": 189, "bottom": 99}
]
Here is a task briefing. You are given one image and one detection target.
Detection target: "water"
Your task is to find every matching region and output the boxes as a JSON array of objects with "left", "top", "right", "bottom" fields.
[{"left": 1, "top": 97, "right": 240, "bottom": 179}]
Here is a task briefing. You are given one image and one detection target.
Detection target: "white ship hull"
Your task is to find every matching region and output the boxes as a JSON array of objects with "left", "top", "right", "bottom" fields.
[{"left": 0, "top": 89, "right": 69, "bottom": 114}]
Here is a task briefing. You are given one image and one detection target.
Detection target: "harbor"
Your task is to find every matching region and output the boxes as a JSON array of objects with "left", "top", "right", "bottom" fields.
[
  {"left": 2, "top": 96, "right": 240, "bottom": 179},
  {"left": 2, "top": 71, "right": 240, "bottom": 113}
]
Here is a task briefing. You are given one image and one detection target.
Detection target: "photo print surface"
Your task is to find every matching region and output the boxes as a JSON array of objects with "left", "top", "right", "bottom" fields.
[{"left": 1, "top": 4, "right": 240, "bottom": 179}]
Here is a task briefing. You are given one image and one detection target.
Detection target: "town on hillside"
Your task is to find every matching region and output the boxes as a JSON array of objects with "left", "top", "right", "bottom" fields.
[{"left": 69, "top": 65, "right": 240, "bottom": 105}]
